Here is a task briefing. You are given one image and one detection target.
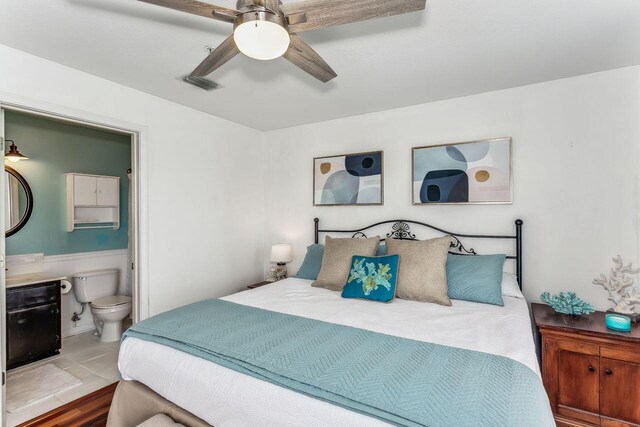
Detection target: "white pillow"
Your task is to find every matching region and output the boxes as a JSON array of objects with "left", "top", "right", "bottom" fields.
[{"left": 501, "top": 272, "right": 524, "bottom": 299}]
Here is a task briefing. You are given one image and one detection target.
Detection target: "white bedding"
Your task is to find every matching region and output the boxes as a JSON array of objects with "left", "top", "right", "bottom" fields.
[{"left": 119, "top": 277, "right": 539, "bottom": 427}]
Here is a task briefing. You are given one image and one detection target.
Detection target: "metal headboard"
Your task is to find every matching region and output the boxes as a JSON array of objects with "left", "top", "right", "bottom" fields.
[{"left": 314, "top": 218, "right": 524, "bottom": 290}]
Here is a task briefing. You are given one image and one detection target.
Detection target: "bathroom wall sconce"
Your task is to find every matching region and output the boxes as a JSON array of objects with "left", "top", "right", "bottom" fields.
[
  {"left": 4, "top": 140, "right": 29, "bottom": 163},
  {"left": 267, "top": 244, "right": 293, "bottom": 282}
]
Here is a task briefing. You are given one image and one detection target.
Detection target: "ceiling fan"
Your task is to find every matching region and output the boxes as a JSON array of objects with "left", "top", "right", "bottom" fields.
[{"left": 138, "top": 0, "right": 426, "bottom": 83}]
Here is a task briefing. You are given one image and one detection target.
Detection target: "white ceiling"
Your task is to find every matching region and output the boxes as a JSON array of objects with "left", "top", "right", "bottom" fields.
[{"left": 1, "top": 0, "right": 639, "bottom": 131}]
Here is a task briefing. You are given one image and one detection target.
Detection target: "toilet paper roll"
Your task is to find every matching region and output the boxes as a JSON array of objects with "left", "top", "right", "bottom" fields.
[{"left": 60, "top": 279, "right": 72, "bottom": 294}]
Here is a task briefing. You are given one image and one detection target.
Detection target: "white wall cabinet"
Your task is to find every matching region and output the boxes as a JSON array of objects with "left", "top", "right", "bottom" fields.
[{"left": 67, "top": 173, "right": 120, "bottom": 231}]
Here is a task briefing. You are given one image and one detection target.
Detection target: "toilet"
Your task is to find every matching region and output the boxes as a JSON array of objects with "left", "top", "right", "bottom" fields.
[{"left": 72, "top": 269, "right": 132, "bottom": 342}]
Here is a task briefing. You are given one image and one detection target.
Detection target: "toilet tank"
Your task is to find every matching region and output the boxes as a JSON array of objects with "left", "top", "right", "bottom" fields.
[{"left": 71, "top": 269, "right": 119, "bottom": 303}]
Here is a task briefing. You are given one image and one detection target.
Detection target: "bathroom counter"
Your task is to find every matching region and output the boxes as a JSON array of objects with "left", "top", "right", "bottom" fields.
[{"left": 6, "top": 273, "right": 68, "bottom": 289}]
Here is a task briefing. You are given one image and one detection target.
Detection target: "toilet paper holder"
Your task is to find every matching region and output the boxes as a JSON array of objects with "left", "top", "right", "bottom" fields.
[{"left": 60, "top": 279, "right": 73, "bottom": 294}]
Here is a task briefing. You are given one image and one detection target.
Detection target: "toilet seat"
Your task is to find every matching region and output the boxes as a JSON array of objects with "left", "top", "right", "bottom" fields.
[{"left": 91, "top": 295, "right": 132, "bottom": 309}]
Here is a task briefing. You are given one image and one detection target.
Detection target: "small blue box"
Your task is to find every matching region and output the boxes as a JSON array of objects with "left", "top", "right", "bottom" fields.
[{"left": 605, "top": 313, "right": 631, "bottom": 332}]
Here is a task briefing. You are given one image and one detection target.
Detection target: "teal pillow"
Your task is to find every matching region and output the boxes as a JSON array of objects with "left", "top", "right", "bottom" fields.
[
  {"left": 446, "top": 254, "right": 506, "bottom": 306},
  {"left": 341, "top": 255, "right": 399, "bottom": 303},
  {"left": 295, "top": 243, "right": 387, "bottom": 280},
  {"left": 294, "top": 244, "right": 324, "bottom": 280}
]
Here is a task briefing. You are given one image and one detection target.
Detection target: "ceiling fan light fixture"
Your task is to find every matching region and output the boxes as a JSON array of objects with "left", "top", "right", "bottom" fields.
[{"left": 233, "top": 11, "right": 290, "bottom": 61}]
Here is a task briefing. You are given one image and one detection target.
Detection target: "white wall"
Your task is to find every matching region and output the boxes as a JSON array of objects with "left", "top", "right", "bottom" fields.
[
  {"left": 263, "top": 66, "right": 640, "bottom": 311},
  {"left": 0, "top": 44, "right": 266, "bottom": 317}
]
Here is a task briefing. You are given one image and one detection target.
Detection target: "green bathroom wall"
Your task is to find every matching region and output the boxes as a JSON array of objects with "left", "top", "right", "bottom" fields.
[{"left": 5, "top": 111, "right": 130, "bottom": 255}]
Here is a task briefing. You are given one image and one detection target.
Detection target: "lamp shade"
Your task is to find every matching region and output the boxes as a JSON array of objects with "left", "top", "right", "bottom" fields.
[{"left": 271, "top": 244, "right": 293, "bottom": 263}]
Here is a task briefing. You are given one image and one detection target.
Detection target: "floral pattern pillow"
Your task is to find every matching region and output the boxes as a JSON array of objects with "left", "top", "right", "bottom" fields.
[{"left": 341, "top": 255, "right": 400, "bottom": 303}]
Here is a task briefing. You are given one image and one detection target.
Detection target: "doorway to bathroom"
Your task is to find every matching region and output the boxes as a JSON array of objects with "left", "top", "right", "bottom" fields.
[{"left": 0, "top": 102, "right": 146, "bottom": 426}]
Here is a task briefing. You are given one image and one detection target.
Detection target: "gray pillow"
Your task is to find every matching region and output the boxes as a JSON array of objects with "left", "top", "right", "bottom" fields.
[
  {"left": 312, "top": 236, "right": 380, "bottom": 291},
  {"left": 386, "top": 236, "right": 452, "bottom": 306}
]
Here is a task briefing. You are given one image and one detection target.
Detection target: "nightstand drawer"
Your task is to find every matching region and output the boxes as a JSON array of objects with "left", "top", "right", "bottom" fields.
[
  {"left": 601, "top": 346, "right": 640, "bottom": 364},
  {"left": 543, "top": 335, "right": 599, "bottom": 356}
]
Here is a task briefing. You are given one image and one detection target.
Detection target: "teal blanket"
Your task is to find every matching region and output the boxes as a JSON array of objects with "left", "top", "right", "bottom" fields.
[{"left": 123, "top": 299, "right": 553, "bottom": 427}]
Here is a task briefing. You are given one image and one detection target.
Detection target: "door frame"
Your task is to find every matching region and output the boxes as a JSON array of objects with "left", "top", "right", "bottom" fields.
[
  {"left": 0, "top": 97, "right": 149, "bottom": 320},
  {"left": 0, "top": 93, "right": 149, "bottom": 425},
  {"left": 0, "top": 106, "right": 7, "bottom": 426}
]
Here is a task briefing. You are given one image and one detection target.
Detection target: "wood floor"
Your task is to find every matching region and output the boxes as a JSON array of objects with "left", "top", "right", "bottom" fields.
[{"left": 17, "top": 382, "right": 117, "bottom": 427}]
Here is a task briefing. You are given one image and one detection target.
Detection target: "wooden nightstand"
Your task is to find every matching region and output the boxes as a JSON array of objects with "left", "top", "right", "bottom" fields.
[
  {"left": 532, "top": 303, "right": 640, "bottom": 427},
  {"left": 247, "top": 280, "right": 271, "bottom": 289}
]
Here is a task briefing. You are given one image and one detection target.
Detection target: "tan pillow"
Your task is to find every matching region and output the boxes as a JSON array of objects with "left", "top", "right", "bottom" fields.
[
  {"left": 386, "top": 236, "right": 452, "bottom": 306},
  {"left": 312, "top": 236, "right": 381, "bottom": 291}
]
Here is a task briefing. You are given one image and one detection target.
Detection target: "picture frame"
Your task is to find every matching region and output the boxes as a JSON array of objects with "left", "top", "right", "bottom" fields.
[
  {"left": 313, "top": 150, "right": 384, "bottom": 206},
  {"left": 412, "top": 137, "right": 512, "bottom": 205}
]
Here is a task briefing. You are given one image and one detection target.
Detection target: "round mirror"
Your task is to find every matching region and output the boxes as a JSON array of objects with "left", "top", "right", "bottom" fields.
[{"left": 5, "top": 166, "right": 33, "bottom": 237}]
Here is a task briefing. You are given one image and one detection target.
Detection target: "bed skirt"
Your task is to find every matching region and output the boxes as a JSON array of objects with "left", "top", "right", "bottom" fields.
[{"left": 106, "top": 380, "right": 210, "bottom": 427}]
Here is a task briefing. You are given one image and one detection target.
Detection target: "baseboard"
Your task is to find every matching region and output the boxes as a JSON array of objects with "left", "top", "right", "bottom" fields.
[{"left": 63, "top": 323, "right": 96, "bottom": 339}]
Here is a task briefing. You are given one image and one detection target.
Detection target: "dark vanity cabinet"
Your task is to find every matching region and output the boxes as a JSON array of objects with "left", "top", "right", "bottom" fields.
[{"left": 6, "top": 281, "right": 62, "bottom": 369}]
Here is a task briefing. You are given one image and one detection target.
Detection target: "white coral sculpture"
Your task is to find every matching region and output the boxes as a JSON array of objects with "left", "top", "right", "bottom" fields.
[{"left": 593, "top": 255, "right": 640, "bottom": 314}]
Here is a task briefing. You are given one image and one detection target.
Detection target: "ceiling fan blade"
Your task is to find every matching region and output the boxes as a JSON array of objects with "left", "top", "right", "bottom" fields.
[
  {"left": 281, "top": 0, "right": 426, "bottom": 32},
  {"left": 263, "top": 0, "right": 281, "bottom": 13},
  {"left": 190, "top": 35, "right": 239, "bottom": 77},
  {"left": 283, "top": 34, "right": 337, "bottom": 83},
  {"left": 137, "top": 0, "right": 239, "bottom": 24},
  {"left": 236, "top": 0, "right": 280, "bottom": 13}
]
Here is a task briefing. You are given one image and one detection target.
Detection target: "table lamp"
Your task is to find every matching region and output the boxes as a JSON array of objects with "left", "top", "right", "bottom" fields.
[{"left": 269, "top": 244, "right": 293, "bottom": 282}]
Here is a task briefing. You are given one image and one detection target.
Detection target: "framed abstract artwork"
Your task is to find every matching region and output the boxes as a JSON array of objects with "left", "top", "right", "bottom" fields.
[
  {"left": 412, "top": 137, "right": 512, "bottom": 204},
  {"left": 314, "top": 151, "right": 383, "bottom": 206}
]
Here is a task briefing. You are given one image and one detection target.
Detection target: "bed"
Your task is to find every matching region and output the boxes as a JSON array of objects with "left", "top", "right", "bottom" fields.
[{"left": 108, "top": 218, "right": 553, "bottom": 427}]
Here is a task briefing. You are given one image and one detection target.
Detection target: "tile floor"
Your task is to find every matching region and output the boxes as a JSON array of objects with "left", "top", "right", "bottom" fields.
[{"left": 6, "top": 322, "right": 131, "bottom": 427}]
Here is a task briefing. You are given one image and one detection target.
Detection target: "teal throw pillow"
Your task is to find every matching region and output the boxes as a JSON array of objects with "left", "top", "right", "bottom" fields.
[
  {"left": 294, "top": 244, "right": 324, "bottom": 280},
  {"left": 341, "top": 255, "right": 399, "bottom": 303},
  {"left": 294, "top": 243, "right": 388, "bottom": 281},
  {"left": 446, "top": 254, "right": 506, "bottom": 306}
]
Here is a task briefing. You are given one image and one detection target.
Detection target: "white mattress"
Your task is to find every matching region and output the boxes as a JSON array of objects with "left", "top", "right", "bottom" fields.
[{"left": 119, "top": 278, "right": 539, "bottom": 427}]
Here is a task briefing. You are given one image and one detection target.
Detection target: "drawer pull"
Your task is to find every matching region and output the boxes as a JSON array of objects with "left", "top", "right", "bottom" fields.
[
  {"left": 588, "top": 365, "right": 596, "bottom": 373},
  {"left": 605, "top": 368, "right": 613, "bottom": 376}
]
